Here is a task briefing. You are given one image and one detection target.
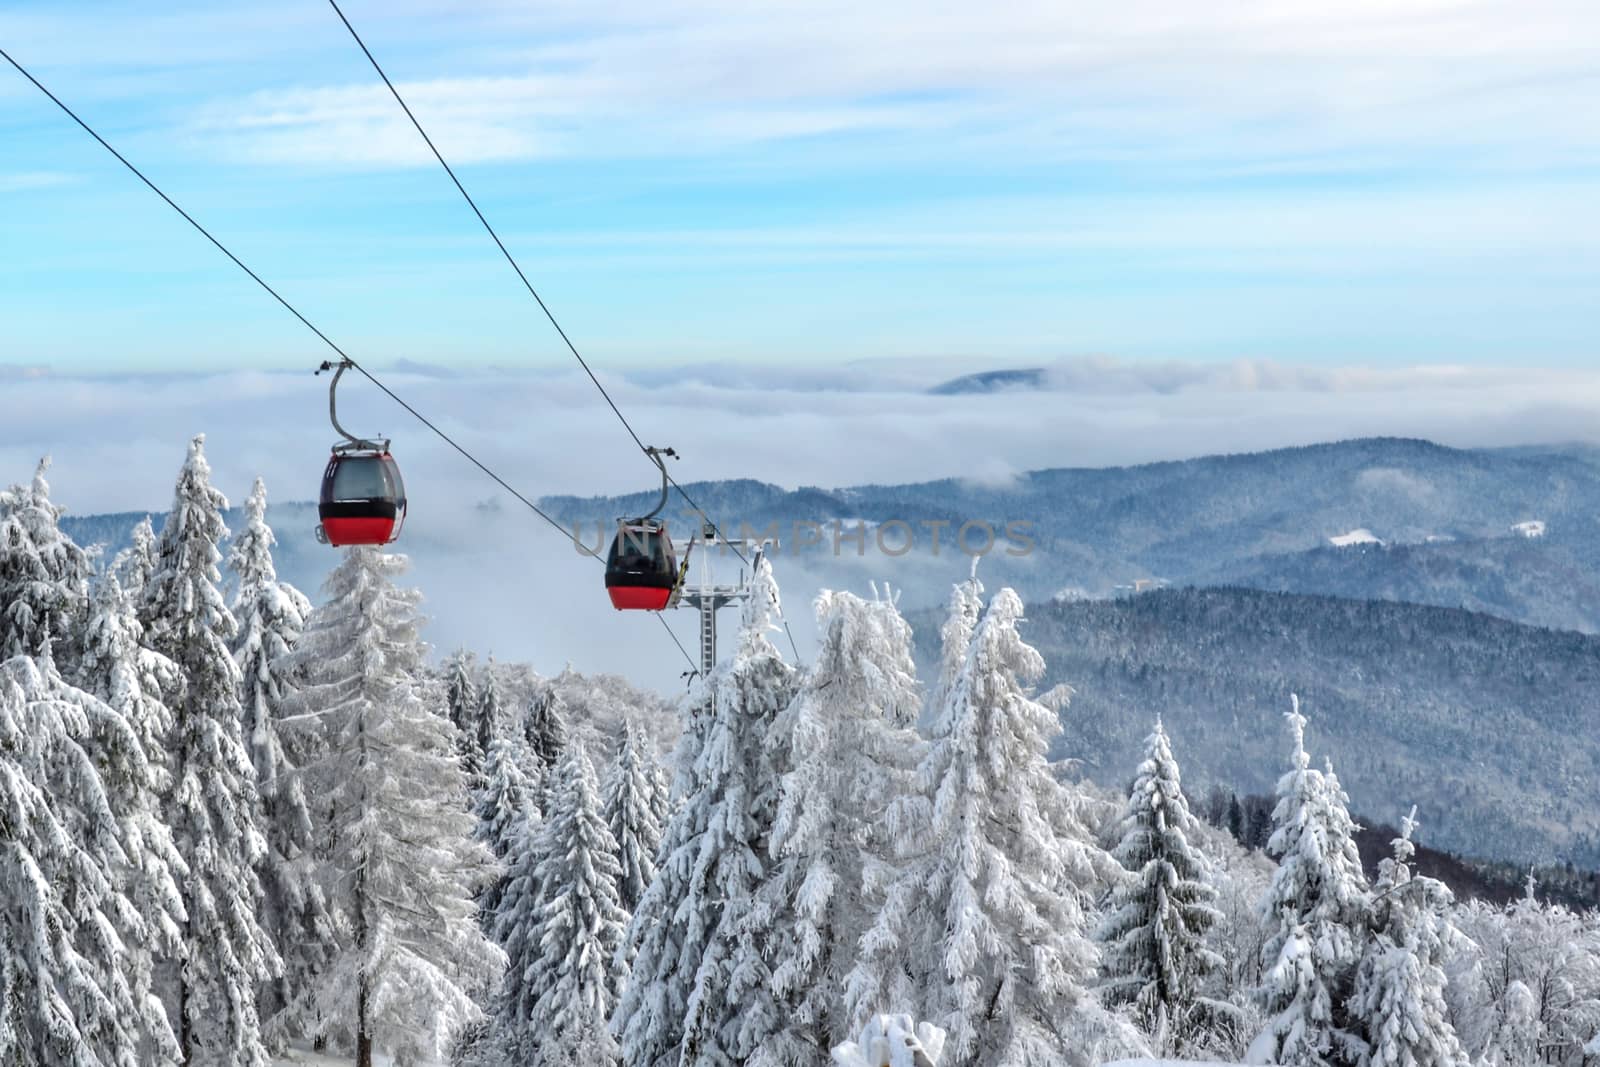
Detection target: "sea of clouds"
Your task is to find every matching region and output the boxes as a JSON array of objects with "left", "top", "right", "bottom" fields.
[{"left": 7, "top": 354, "right": 1600, "bottom": 684}]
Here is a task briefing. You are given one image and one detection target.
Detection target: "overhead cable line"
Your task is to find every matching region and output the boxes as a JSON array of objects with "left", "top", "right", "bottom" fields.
[
  {"left": 0, "top": 44, "right": 701, "bottom": 677},
  {"left": 325, "top": 0, "right": 806, "bottom": 662}
]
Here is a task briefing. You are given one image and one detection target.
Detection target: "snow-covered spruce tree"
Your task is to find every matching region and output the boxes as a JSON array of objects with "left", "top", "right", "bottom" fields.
[
  {"left": 0, "top": 456, "right": 90, "bottom": 662},
  {"left": 844, "top": 572, "right": 987, "bottom": 1027},
  {"left": 846, "top": 588, "right": 1114, "bottom": 1067},
  {"left": 476, "top": 733, "right": 537, "bottom": 920},
  {"left": 1350, "top": 808, "right": 1468, "bottom": 1067},
  {"left": 615, "top": 556, "right": 798, "bottom": 1067},
  {"left": 735, "top": 588, "right": 924, "bottom": 1067},
  {"left": 928, "top": 563, "right": 982, "bottom": 732},
  {"left": 523, "top": 679, "right": 570, "bottom": 778},
  {"left": 833, "top": 1015, "right": 947, "bottom": 1067},
  {"left": 489, "top": 796, "right": 546, "bottom": 1062},
  {"left": 288, "top": 548, "right": 503, "bottom": 1067},
  {"left": 603, "top": 719, "right": 663, "bottom": 917},
  {"left": 142, "top": 435, "right": 279, "bottom": 1067},
  {"left": 444, "top": 649, "right": 483, "bottom": 781},
  {"left": 1449, "top": 880, "right": 1600, "bottom": 1066},
  {"left": 1491, "top": 981, "right": 1540, "bottom": 1067},
  {"left": 113, "top": 514, "right": 158, "bottom": 603},
  {"left": 1096, "top": 718, "right": 1223, "bottom": 1053},
  {"left": 0, "top": 653, "right": 176, "bottom": 1066},
  {"left": 1248, "top": 696, "right": 1372, "bottom": 1067},
  {"left": 526, "top": 746, "right": 629, "bottom": 1065},
  {"left": 645, "top": 733, "right": 674, "bottom": 827},
  {"left": 477, "top": 659, "right": 506, "bottom": 768},
  {"left": 227, "top": 476, "right": 334, "bottom": 1046},
  {"left": 77, "top": 575, "right": 188, "bottom": 1065}
]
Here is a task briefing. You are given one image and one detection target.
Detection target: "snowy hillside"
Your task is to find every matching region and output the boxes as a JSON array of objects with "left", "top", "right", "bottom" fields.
[
  {"left": 4, "top": 439, "right": 1598, "bottom": 1067},
  {"left": 1000, "top": 586, "right": 1600, "bottom": 865},
  {"left": 1329, "top": 527, "right": 1382, "bottom": 546}
]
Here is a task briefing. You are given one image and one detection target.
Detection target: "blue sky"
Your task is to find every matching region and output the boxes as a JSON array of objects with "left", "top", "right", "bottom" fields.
[{"left": 2, "top": 0, "right": 1598, "bottom": 375}]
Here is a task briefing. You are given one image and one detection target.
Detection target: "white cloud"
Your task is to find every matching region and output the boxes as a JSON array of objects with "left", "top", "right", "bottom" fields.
[
  {"left": 129, "top": 0, "right": 1599, "bottom": 169},
  {"left": 1355, "top": 466, "right": 1441, "bottom": 507},
  {"left": 0, "top": 172, "right": 79, "bottom": 193},
  {"left": 11, "top": 355, "right": 1600, "bottom": 516}
]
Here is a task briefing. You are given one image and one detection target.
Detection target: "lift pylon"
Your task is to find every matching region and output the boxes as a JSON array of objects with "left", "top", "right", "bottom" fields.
[{"left": 673, "top": 522, "right": 773, "bottom": 678}]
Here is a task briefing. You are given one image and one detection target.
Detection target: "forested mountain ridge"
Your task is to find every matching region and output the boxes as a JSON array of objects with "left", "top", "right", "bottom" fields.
[
  {"left": 541, "top": 436, "right": 1600, "bottom": 627},
  {"left": 70, "top": 437, "right": 1600, "bottom": 633},
  {"left": 959, "top": 586, "right": 1600, "bottom": 866}
]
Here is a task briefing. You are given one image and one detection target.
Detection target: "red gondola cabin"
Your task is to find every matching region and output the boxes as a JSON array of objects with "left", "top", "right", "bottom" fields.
[
  {"left": 605, "top": 520, "right": 679, "bottom": 610},
  {"left": 318, "top": 451, "right": 406, "bottom": 547}
]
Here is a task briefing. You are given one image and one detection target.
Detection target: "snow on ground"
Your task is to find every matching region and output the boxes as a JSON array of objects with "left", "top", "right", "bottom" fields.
[
  {"left": 1329, "top": 527, "right": 1383, "bottom": 547},
  {"left": 1513, "top": 519, "right": 1547, "bottom": 538},
  {"left": 1102, "top": 1061, "right": 1249, "bottom": 1066},
  {"left": 274, "top": 1049, "right": 417, "bottom": 1067}
]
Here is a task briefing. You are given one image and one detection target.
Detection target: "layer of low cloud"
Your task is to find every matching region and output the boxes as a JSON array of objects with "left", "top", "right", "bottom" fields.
[
  {"left": 8, "top": 353, "right": 1600, "bottom": 682},
  {"left": 10, "top": 355, "right": 1600, "bottom": 514}
]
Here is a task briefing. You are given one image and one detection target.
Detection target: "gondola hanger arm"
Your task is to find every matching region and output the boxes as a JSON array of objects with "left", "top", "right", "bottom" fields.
[{"left": 317, "top": 359, "right": 388, "bottom": 453}]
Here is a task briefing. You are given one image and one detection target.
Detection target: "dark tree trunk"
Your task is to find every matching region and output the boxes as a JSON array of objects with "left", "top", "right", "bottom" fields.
[
  {"left": 356, "top": 973, "right": 372, "bottom": 1067},
  {"left": 179, "top": 974, "right": 191, "bottom": 1066}
]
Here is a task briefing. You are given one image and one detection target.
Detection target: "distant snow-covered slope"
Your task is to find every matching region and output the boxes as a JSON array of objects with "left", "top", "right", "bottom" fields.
[
  {"left": 967, "top": 586, "right": 1600, "bottom": 867},
  {"left": 1329, "top": 528, "right": 1382, "bottom": 547}
]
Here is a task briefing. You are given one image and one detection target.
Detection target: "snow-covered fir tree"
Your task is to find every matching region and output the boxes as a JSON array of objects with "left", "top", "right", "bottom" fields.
[
  {"left": 77, "top": 575, "right": 188, "bottom": 1065},
  {"left": 1491, "top": 981, "right": 1540, "bottom": 1066},
  {"left": 1350, "top": 808, "right": 1468, "bottom": 1067},
  {"left": 523, "top": 679, "right": 569, "bottom": 777},
  {"left": 1449, "top": 881, "right": 1600, "bottom": 1066},
  {"left": 0, "top": 653, "right": 173, "bottom": 1066},
  {"left": 0, "top": 456, "right": 89, "bottom": 662},
  {"left": 736, "top": 587, "right": 924, "bottom": 1067},
  {"left": 615, "top": 556, "right": 798, "bottom": 1067},
  {"left": 846, "top": 587, "right": 1114, "bottom": 1067},
  {"left": 1249, "top": 696, "right": 1372, "bottom": 1067},
  {"left": 526, "top": 746, "right": 629, "bottom": 1065},
  {"left": 645, "top": 735, "right": 673, "bottom": 826},
  {"left": 477, "top": 659, "right": 506, "bottom": 769},
  {"left": 490, "top": 797, "right": 546, "bottom": 1062},
  {"left": 476, "top": 733, "right": 537, "bottom": 919},
  {"left": 1096, "top": 718, "right": 1223, "bottom": 1053},
  {"left": 288, "top": 547, "right": 502, "bottom": 1067},
  {"left": 832, "top": 1015, "right": 947, "bottom": 1067},
  {"left": 444, "top": 649, "right": 483, "bottom": 780},
  {"left": 142, "top": 435, "right": 279, "bottom": 1067},
  {"left": 602, "top": 719, "right": 663, "bottom": 917},
  {"left": 227, "top": 476, "right": 333, "bottom": 1046},
  {"left": 927, "top": 563, "right": 982, "bottom": 732},
  {"left": 113, "top": 514, "right": 158, "bottom": 603}
]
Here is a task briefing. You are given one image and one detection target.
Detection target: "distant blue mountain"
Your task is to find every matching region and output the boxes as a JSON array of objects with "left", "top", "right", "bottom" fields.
[
  {"left": 541, "top": 436, "right": 1600, "bottom": 629},
  {"left": 70, "top": 437, "right": 1600, "bottom": 635},
  {"left": 927, "top": 367, "right": 1049, "bottom": 394},
  {"left": 62, "top": 501, "right": 328, "bottom": 601}
]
